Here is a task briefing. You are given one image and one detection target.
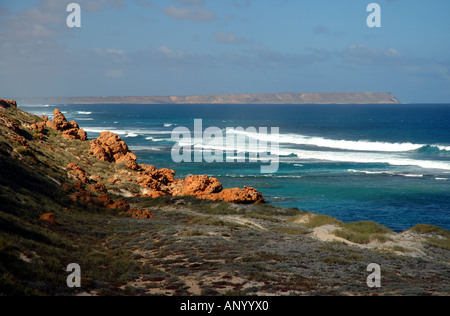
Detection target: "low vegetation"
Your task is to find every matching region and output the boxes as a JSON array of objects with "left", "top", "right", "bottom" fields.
[
  {"left": 0, "top": 105, "right": 449, "bottom": 296},
  {"left": 334, "top": 221, "right": 393, "bottom": 245}
]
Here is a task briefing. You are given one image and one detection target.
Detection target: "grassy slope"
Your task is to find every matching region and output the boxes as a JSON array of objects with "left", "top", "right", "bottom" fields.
[
  {"left": 0, "top": 107, "right": 140, "bottom": 295},
  {"left": 0, "top": 105, "right": 448, "bottom": 296}
]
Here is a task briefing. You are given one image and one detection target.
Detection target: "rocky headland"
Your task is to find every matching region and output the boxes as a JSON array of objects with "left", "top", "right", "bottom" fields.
[
  {"left": 17, "top": 92, "right": 401, "bottom": 105},
  {"left": 0, "top": 99, "right": 448, "bottom": 296}
]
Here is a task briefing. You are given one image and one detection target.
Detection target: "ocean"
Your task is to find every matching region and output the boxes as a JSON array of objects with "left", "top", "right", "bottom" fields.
[{"left": 21, "top": 103, "right": 450, "bottom": 232}]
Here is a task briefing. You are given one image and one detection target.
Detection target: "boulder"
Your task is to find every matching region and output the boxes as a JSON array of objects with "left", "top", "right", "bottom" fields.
[
  {"left": 106, "top": 199, "right": 130, "bottom": 211},
  {"left": 46, "top": 109, "right": 87, "bottom": 141},
  {"left": 86, "top": 132, "right": 265, "bottom": 205},
  {"left": 143, "top": 190, "right": 167, "bottom": 198},
  {"left": 88, "top": 182, "right": 107, "bottom": 194},
  {"left": 217, "top": 186, "right": 265, "bottom": 204},
  {"left": 68, "top": 189, "right": 95, "bottom": 206},
  {"left": 139, "top": 166, "right": 176, "bottom": 192},
  {"left": 40, "top": 213, "right": 56, "bottom": 224},
  {"left": 121, "top": 209, "right": 154, "bottom": 219},
  {"left": 67, "top": 163, "right": 88, "bottom": 183},
  {"left": 96, "top": 193, "right": 113, "bottom": 207},
  {"left": 89, "top": 132, "right": 139, "bottom": 170},
  {"left": 0, "top": 112, "right": 22, "bottom": 134},
  {"left": 170, "top": 175, "right": 223, "bottom": 198},
  {"left": 0, "top": 99, "right": 17, "bottom": 108}
]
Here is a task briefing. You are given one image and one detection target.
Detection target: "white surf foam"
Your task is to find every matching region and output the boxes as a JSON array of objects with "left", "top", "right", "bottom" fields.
[
  {"left": 83, "top": 127, "right": 172, "bottom": 136},
  {"left": 146, "top": 137, "right": 166, "bottom": 142},
  {"left": 129, "top": 146, "right": 162, "bottom": 151},
  {"left": 289, "top": 149, "right": 450, "bottom": 170},
  {"left": 227, "top": 129, "right": 449, "bottom": 153},
  {"left": 173, "top": 135, "right": 450, "bottom": 171}
]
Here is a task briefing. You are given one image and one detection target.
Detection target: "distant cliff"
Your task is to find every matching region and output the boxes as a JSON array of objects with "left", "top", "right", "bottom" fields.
[{"left": 18, "top": 92, "right": 401, "bottom": 105}]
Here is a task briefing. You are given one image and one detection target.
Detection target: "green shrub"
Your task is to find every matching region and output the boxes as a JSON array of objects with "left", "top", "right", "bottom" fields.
[
  {"left": 409, "top": 225, "right": 450, "bottom": 238},
  {"left": 273, "top": 226, "right": 310, "bottom": 236},
  {"left": 425, "top": 237, "right": 450, "bottom": 250},
  {"left": 333, "top": 221, "right": 393, "bottom": 245}
]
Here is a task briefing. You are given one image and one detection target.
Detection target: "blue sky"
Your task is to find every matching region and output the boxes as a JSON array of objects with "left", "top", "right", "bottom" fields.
[{"left": 0, "top": 0, "right": 449, "bottom": 103}]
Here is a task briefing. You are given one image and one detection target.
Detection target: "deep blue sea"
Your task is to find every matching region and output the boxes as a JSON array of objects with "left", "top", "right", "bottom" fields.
[{"left": 21, "top": 103, "right": 450, "bottom": 232}]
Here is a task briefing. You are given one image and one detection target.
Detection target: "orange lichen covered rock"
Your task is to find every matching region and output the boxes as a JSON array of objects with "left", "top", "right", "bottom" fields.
[
  {"left": 68, "top": 189, "right": 96, "bottom": 205},
  {"left": 217, "top": 186, "right": 265, "bottom": 204},
  {"left": 0, "top": 112, "right": 23, "bottom": 134},
  {"left": 143, "top": 190, "right": 167, "bottom": 198},
  {"left": 87, "top": 131, "right": 264, "bottom": 204},
  {"left": 40, "top": 213, "right": 56, "bottom": 224},
  {"left": 67, "top": 163, "right": 88, "bottom": 183},
  {"left": 89, "top": 132, "right": 139, "bottom": 170},
  {"left": 170, "top": 175, "right": 223, "bottom": 198},
  {"left": 121, "top": 209, "right": 153, "bottom": 219},
  {"left": 46, "top": 109, "right": 87, "bottom": 141},
  {"left": 88, "top": 182, "right": 107, "bottom": 194},
  {"left": 106, "top": 199, "right": 130, "bottom": 211},
  {"left": 138, "top": 165, "right": 176, "bottom": 192},
  {"left": 30, "top": 122, "right": 46, "bottom": 133}
]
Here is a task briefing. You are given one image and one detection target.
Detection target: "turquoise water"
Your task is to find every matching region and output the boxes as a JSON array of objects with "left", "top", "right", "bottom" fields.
[{"left": 22, "top": 103, "right": 450, "bottom": 232}]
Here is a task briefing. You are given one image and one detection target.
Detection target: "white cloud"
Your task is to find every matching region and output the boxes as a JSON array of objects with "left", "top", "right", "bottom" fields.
[{"left": 164, "top": 6, "right": 216, "bottom": 22}]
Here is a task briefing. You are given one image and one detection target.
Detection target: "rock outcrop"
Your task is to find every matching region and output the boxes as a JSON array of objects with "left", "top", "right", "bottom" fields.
[
  {"left": 40, "top": 213, "right": 56, "bottom": 224},
  {"left": 0, "top": 112, "right": 22, "bottom": 134},
  {"left": 89, "top": 132, "right": 139, "bottom": 170},
  {"left": 217, "top": 186, "right": 265, "bottom": 204},
  {"left": 121, "top": 209, "right": 154, "bottom": 219},
  {"left": 0, "top": 99, "right": 17, "bottom": 108},
  {"left": 137, "top": 168, "right": 264, "bottom": 204},
  {"left": 83, "top": 122, "right": 265, "bottom": 204},
  {"left": 67, "top": 163, "right": 88, "bottom": 183},
  {"left": 170, "top": 175, "right": 223, "bottom": 199},
  {"left": 46, "top": 109, "right": 87, "bottom": 141},
  {"left": 23, "top": 92, "right": 401, "bottom": 105}
]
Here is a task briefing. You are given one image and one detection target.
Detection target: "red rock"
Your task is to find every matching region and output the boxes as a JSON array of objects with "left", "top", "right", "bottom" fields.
[
  {"left": 89, "top": 132, "right": 139, "bottom": 170},
  {"left": 46, "top": 109, "right": 87, "bottom": 141},
  {"left": 91, "top": 175, "right": 103, "bottom": 182},
  {"left": 96, "top": 193, "right": 113, "bottom": 207},
  {"left": 68, "top": 189, "right": 95, "bottom": 205},
  {"left": 108, "top": 178, "right": 119, "bottom": 185},
  {"left": 10, "top": 134, "right": 30, "bottom": 149},
  {"left": 121, "top": 209, "right": 154, "bottom": 219},
  {"left": 140, "top": 164, "right": 156, "bottom": 173},
  {"left": 85, "top": 131, "right": 266, "bottom": 205},
  {"left": 40, "top": 213, "right": 56, "bottom": 224},
  {"left": 139, "top": 167, "right": 176, "bottom": 192},
  {"left": 0, "top": 99, "right": 17, "bottom": 108},
  {"left": 144, "top": 190, "right": 167, "bottom": 198},
  {"left": 217, "top": 186, "right": 265, "bottom": 204},
  {"left": 106, "top": 199, "right": 130, "bottom": 211},
  {"left": 0, "top": 112, "right": 22, "bottom": 134},
  {"left": 170, "top": 175, "right": 223, "bottom": 198},
  {"left": 88, "top": 182, "right": 107, "bottom": 194},
  {"left": 67, "top": 163, "right": 88, "bottom": 183}
]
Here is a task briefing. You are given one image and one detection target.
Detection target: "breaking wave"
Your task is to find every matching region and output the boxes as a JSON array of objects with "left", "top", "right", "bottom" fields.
[{"left": 228, "top": 129, "right": 450, "bottom": 153}]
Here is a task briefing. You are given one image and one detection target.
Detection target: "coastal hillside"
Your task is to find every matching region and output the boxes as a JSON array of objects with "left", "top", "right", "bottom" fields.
[
  {"left": 1, "top": 99, "right": 448, "bottom": 296},
  {"left": 17, "top": 92, "right": 400, "bottom": 105}
]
